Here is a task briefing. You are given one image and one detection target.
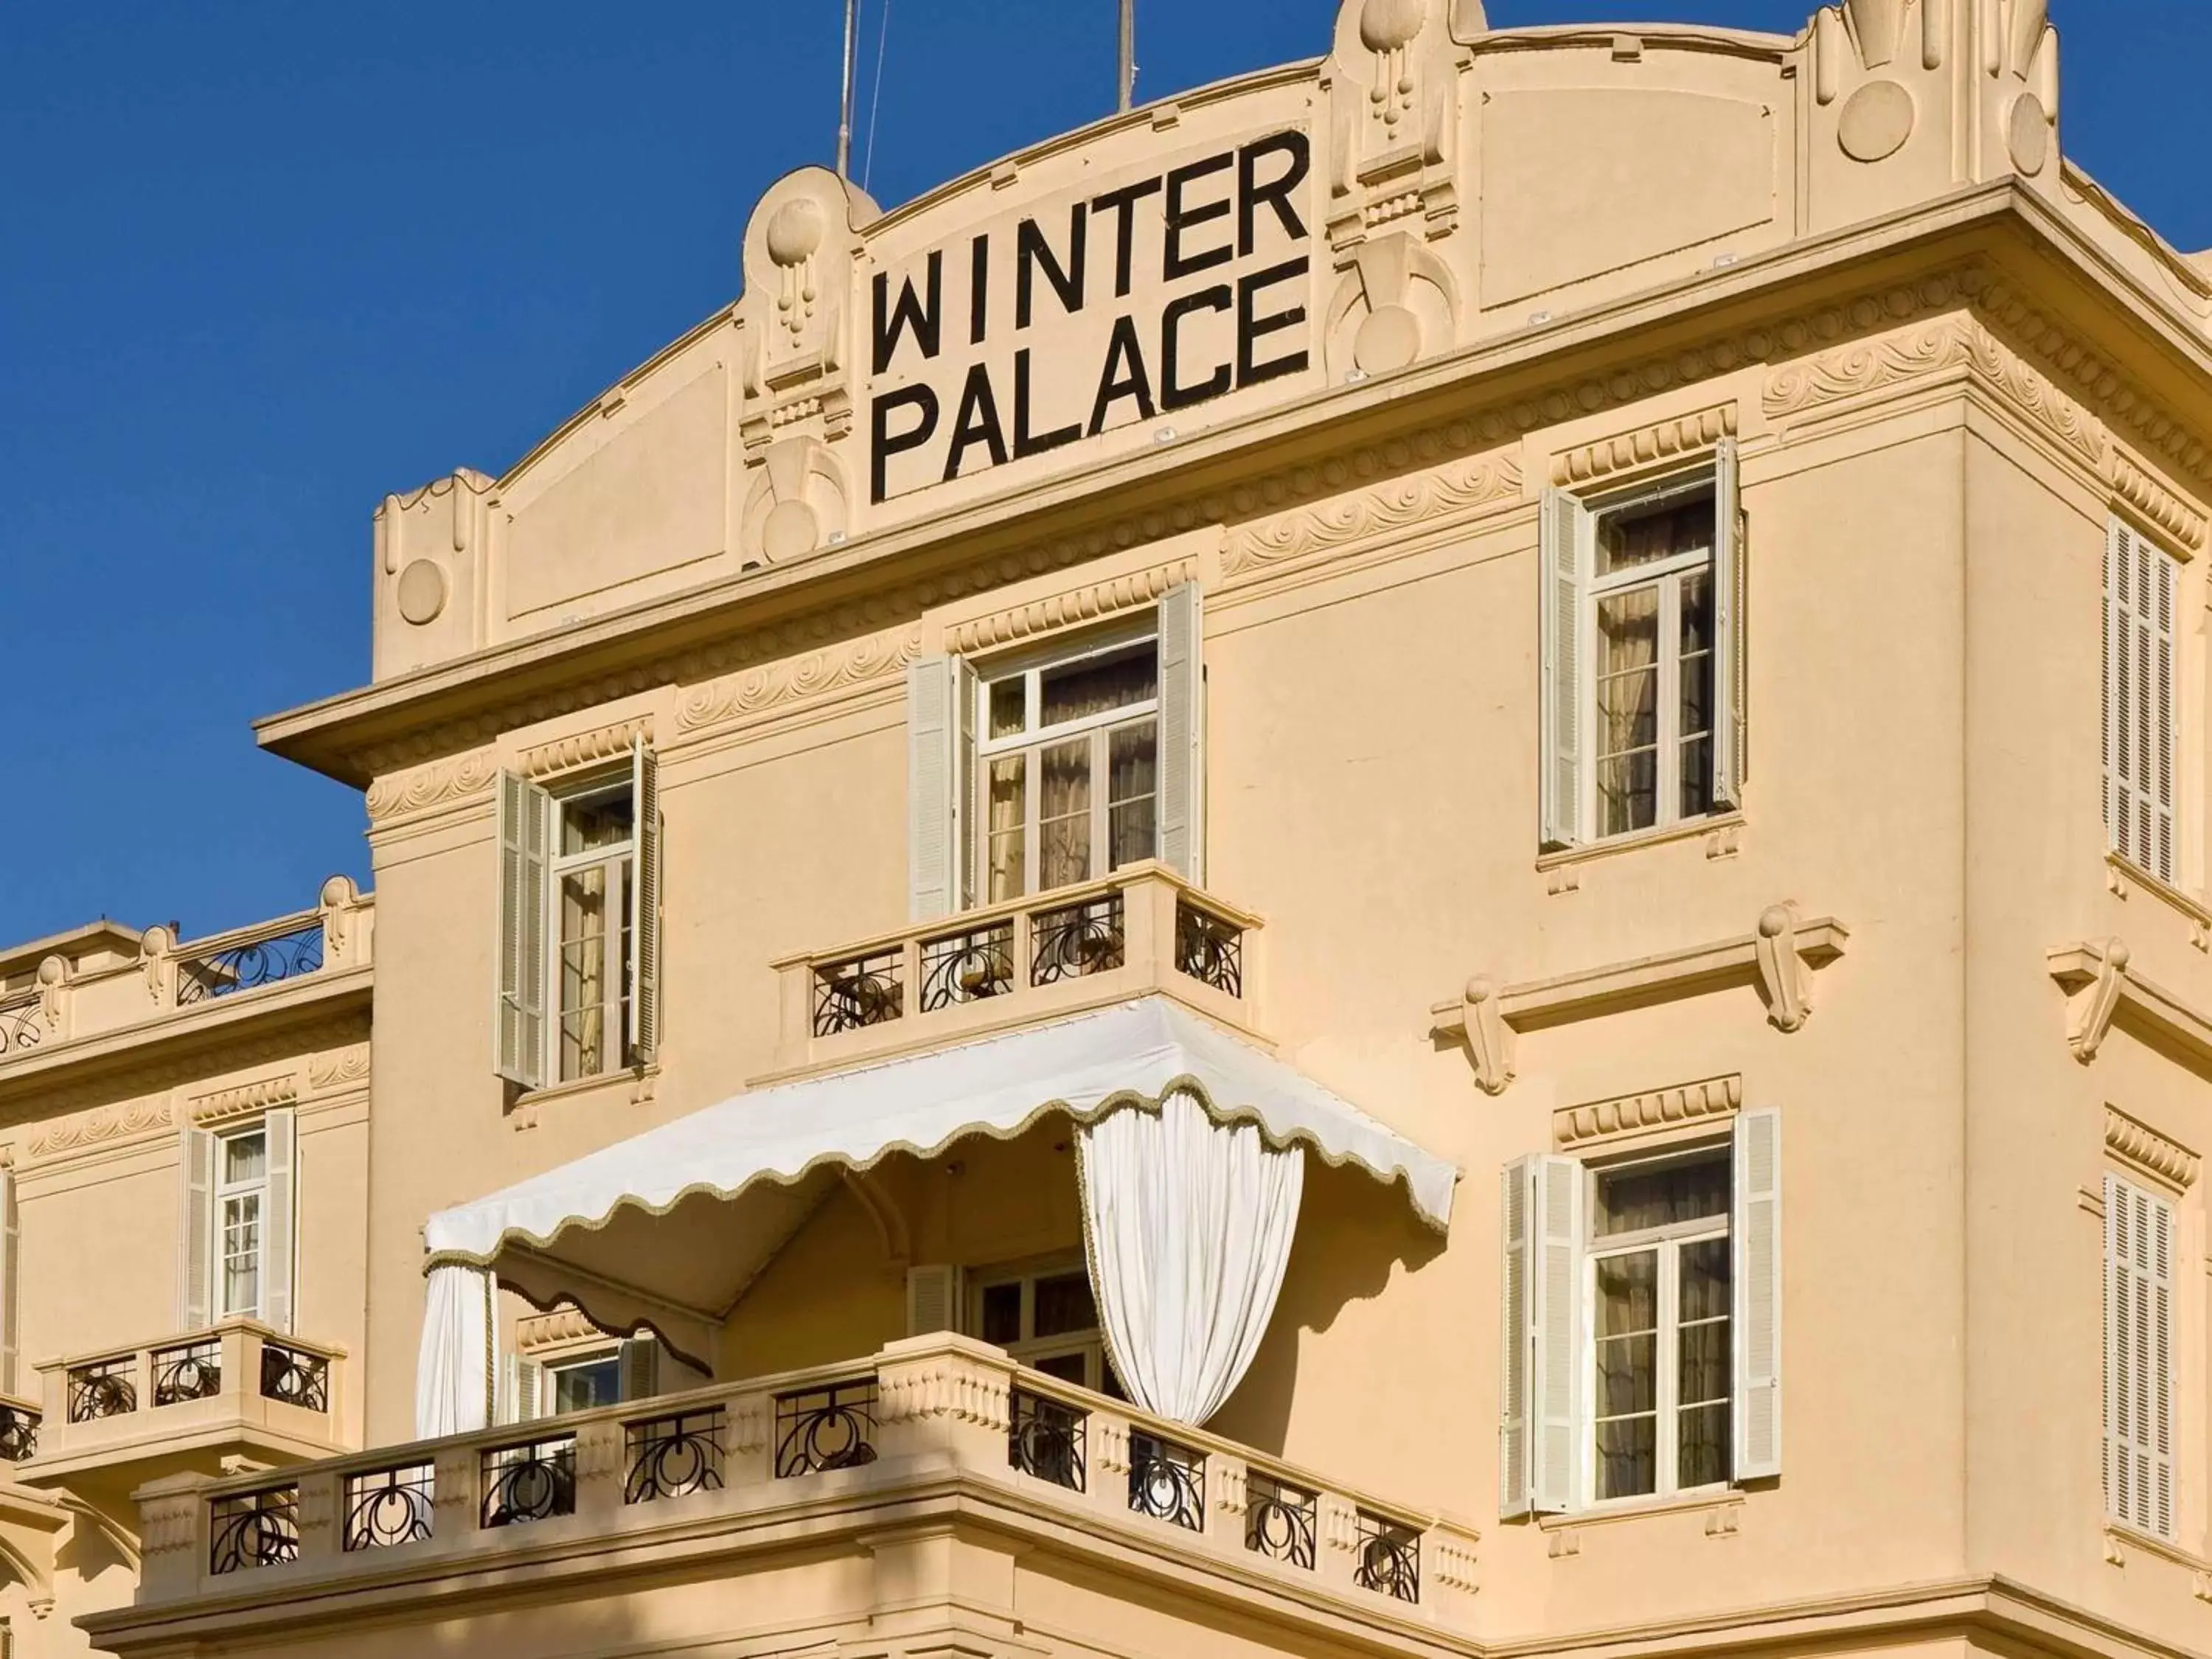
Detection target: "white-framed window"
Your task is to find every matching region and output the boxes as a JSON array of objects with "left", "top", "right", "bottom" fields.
[
  {"left": 215, "top": 1126, "right": 268, "bottom": 1321},
  {"left": 2103, "top": 1172, "right": 2176, "bottom": 1538},
  {"left": 2104, "top": 518, "right": 2180, "bottom": 885},
  {"left": 502, "top": 1334, "right": 698, "bottom": 1424},
  {"left": 495, "top": 740, "right": 661, "bottom": 1091},
  {"left": 1540, "top": 442, "right": 1741, "bottom": 849},
  {"left": 905, "top": 585, "right": 1206, "bottom": 920},
  {"left": 179, "top": 1111, "right": 296, "bottom": 1332},
  {"left": 1500, "top": 1110, "right": 1779, "bottom": 1517},
  {"left": 970, "top": 1260, "right": 1119, "bottom": 1394}
]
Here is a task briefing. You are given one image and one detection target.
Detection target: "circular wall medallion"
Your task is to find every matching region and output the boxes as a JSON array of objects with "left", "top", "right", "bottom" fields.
[
  {"left": 394, "top": 559, "right": 448, "bottom": 626},
  {"left": 1353, "top": 304, "right": 1422, "bottom": 375},
  {"left": 1837, "top": 80, "right": 1915, "bottom": 164},
  {"left": 1358, "top": 0, "right": 1427, "bottom": 52},
  {"left": 2007, "top": 93, "right": 2051, "bottom": 176},
  {"left": 765, "top": 198, "right": 826, "bottom": 268},
  {"left": 761, "top": 498, "right": 822, "bottom": 563}
]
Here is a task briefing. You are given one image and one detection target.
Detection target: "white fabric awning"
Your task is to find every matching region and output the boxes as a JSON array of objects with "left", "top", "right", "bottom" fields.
[{"left": 425, "top": 996, "right": 1455, "bottom": 1346}]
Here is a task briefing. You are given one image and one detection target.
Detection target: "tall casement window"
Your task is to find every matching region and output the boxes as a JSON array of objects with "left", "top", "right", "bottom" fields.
[
  {"left": 178, "top": 1111, "right": 296, "bottom": 1332},
  {"left": 2102, "top": 1172, "right": 2175, "bottom": 1539},
  {"left": 501, "top": 1334, "right": 701, "bottom": 1424},
  {"left": 1500, "top": 1110, "right": 1779, "bottom": 1517},
  {"left": 2104, "top": 518, "right": 2180, "bottom": 885},
  {"left": 905, "top": 585, "right": 1206, "bottom": 919},
  {"left": 973, "top": 1262, "right": 1116, "bottom": 1392},
  {"left": 1540, "top": 442, "right": 1742, "bottom": 850},
  {"left": 494, "top": 739, "right": 662, "bottom": 1092}
]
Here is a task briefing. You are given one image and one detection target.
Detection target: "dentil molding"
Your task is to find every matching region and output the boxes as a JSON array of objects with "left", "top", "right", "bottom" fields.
[
  {"left": 2105, "top": 1105, "right": 2199, "bottom": 1191},
  {"left": 946, "top": 563, "right": 1194, "bottom": 656},
  {"left": 1556, "top": 1075, "right": 1743, "bottom": 1148},
  {"left": 2110, "top": 450, "right": 2208, "bottom": 553},
  {"left": 520, "top": 716, "right": 653, "bottom": 779},
  {"left": 189, "top": 1074, "right": 299, "bottom": 1127},
  {"left": 1550, "top": 406, "right": 1737, "bottom": 489}
]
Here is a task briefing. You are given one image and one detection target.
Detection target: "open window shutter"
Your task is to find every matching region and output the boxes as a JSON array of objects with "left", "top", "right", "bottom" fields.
[
  {"left": 179, "top": 1127, "right": 214, "bottom": 1329},
  {"left": 907, "top": 658, "right": 976, "bottom": 921},
  {"left": 1711, "top": 438, "right": 1743, "bottom": 807},
  {"left": 2103, "top": 1173, "right": 2175, "bottom": 1536},
  {"left": 1498, "top": 1158, "right": 1534, "bottom": 1518},
  {"left": 0, "top": 1165, "right": 18, "bottom": 1397},
  {"left": 619, "top": 1336, "right": 659, "bottom": 1404},
  {"left": 905, "top": 1265, "right": 965, "bottom": 1336},
  {"left": 629, "top": 739, "right": 662, "bottom": 1063},
  {"left": 262, "top": 1107, "right": 297, "bottom": 1335},
  {"left": 1732, "top": 1108, "right": 1783, "bottom": 1480},
  {"left": 2103, "top": 519, "right": 2121, "bottom": 855},
  {"left": 1538, "top": 489, "right": 1587, "bottom": 850},
  {"left": 2155, "top": 545, "right": 2177, "bottom": 885},
  {"left": 1528, "top": 1153, "right": 1583, "bottom": 1513},
  {"left": 501, "top": 1354, "right": 545, "bottom": 1425},
  {"left": 495, "top": 771, "right": 551, "bottom": 1089},
  {"left": 1158, "top": 582, "right": 1206, "bottom": 883}
]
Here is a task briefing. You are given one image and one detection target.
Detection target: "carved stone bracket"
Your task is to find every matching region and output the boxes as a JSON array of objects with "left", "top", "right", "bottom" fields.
[
  {"left": 2048, "top": 938, "right": 2212, "bottom": 1078},
  {"left": 1432, "top": 909, "right": 1848, "bottom": 1096}
]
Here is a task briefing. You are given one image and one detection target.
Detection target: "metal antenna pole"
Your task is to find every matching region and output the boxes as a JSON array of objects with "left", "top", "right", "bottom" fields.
[
  {"left": 837, "top": 0, "right": 859, "bottom": 178},
  {"left": 1117, "top": 0, "right": 1135, "bottom": 112}
]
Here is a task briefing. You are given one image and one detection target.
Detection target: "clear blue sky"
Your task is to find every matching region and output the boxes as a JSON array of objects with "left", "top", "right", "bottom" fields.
[{"left": 0, "top": 1, "right": 2195, "bottom": 946}]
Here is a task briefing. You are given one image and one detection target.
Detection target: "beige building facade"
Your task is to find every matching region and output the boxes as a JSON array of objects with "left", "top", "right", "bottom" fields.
[{"left": 7, "top": 2, "right": 2212, "bottom": 1658}]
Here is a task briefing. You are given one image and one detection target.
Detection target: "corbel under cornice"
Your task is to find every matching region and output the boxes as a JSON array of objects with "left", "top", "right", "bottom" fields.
[
  {"left": 2049, "top": 937, "right": 2212, "bottom": 1077},
  {"left": 1431, "top": 906, "right": 1847, "bottom": 1096}
]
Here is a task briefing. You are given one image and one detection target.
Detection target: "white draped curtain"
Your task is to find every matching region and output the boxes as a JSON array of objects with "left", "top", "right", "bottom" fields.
[
  {"left": 415, "top": 1263, "right": 497, "bottom": 1439},
  {"left": 1077, "top": 1091, "right": 1304, "bottom": 1427}
]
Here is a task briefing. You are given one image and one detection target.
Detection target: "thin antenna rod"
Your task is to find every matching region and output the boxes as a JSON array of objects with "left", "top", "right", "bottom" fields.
[
  {"left": 1118, "top": 0, "right": 1135, "bottom": 112},
  {"left": 863, "top": 0, "right": 892, "bottom": 192},
  {"left": 837, "top": 0, "right": 859, "bottom": 178}
]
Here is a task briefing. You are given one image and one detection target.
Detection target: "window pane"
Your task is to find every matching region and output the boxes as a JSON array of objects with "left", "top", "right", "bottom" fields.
[
  {"left": 988, "top": 676, "right": 1026, "bottom": 739},
  {"left": 1038, "top": 739, "right": 1092, "bottom": 891},
  {"left": 1597, "top": 751, "right": 1658, "bottom": 838},
  {"left": 1596, "top": 588, "right": 1660, "bottom": 835},
  {"left": 981, "top": 1283, "right": 1023, "bottom": 1346},
  {"left": 560, "top": 866, "right": 611, "bottom": 1079},
  {"left": 1679, "top": 568, "right": 1715, "bottom": 818},
  {"left": 1107, "top": 720, "right": 1158, "bottom": 870},
  {"left": 1596, "top": 1415, "right": 1658, "bottom": 1499},
  {"left": 1596, "top": 490, "right": 1714, "bottom": 576},
  {"left": 1034, "top": 1351, "right": 1090, "bottom": 1387},
  {"left": 1595, "top": 1156, "right": 1730, "bottom": 1237},
  {"left": 1595, "top": 1250, "right": 1659, "bottom": 1413},
  {"left": 988, "top": 754, "right": 1027, "bottom": 903},
  {"left": 1040, "top": 642, "right": 1157, "bottom": 727},
  {"left": 552, "top": 1355, "right": 622, "bottom": 1414},
  {"left": 222, "top": 1192, "right": 262, "bottom": 1317},
  {"left": 561, "top": 788, "right": 633, "bottom": 855},
  {"left": 1677, "top": 1401, "right": 1731, "bottom": 1489},
  {"left": 223, "top": 1131, "right": 267, "bottom": 1186},
  {"left": 1034, "top": 1272, "right": 1098, "bottom": 1338}
]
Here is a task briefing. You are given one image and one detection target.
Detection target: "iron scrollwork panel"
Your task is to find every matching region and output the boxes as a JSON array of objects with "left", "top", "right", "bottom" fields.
[
  {"left": 153, "top": 1343, "right": 223, "bottom": 1407},
  {"left": 344, "top": 1464, "right": 435, "bottom": 1551},
  {"left": 919, "top": 922, "right": 1015, "bottom": 1012},
  {"left": 260, "top": 1343, "right": 330, "bottom": 1412},
  {"left": 774, "top": 1379, "right": 878, "bottom": 1477},
  {"left": 1354, "top": 1512, "right": 1421, "bottom": 1602},
  {"left": 176, "top": 922, "right": 325, "bottom": 1006},
  {"left": 625, "top": 1408, "right": 726, "bottom": 1504},
  {"left": 209, "top": 1487, "right": 301, "bottom": 1575},
  {"left": 68, "top": 1360, "right": 137, "bottom": 1422},
  {"left": 1244, "top": 1473, "right": 1318, "bottom": 1568},
  {"left": 1126, "top": 1431, "right": 1205, "bottom": 1531},
  {"left": 813, "top": 951, "right": 905, "bottom": 1036},
  {"left": 0, "top": 1405, "right": 38, "bottom": 1462},
  {"left": 0, "top": 995, "right": 40, "bottom": 1056},
  {"left": 1030, "top": 893, "right": 1126, "bottom": 987},
  {"left": 480, "top": 1438, "right": 577, "bottom": 1528},
  {"left": 1007, "top": 1389, "right": 1086, "bottom": 1492},
  {"left": 1174, "top": 900, "right": 1245, "bottom": 997}
]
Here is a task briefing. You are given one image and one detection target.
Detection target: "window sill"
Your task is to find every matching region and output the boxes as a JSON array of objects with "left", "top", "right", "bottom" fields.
[
  {"left": 1537, "top": 813, "right": 1745, "bottom": 874},
  {"left": 2106, "top": 852, "right": 2212, "bottom": 948},
  {"left": 2103, "top": 1521, "right": 2211, "bottom": 1578},
  {"left": 1537, "top": 1487, "right": 1745, "bottom": 1532},
  {"left": 509, "top": 1063, "right": 659, "bottom": 1130}
]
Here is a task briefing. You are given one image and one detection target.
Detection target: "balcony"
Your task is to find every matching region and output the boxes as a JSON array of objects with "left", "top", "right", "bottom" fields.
[
  {"left": 111, "top": 1335, "right": 1475, "bottom": 1655},
  {"left": 24, "top": 1320, "right": 348, "bottom": 1512},
  {"left": 770, "top": 860, "right": 1261, "bottom": 1077}
]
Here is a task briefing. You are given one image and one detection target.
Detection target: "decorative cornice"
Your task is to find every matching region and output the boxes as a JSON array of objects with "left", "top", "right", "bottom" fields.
[
  {"left": 2110, "top": 450, "right": 2208, "bottom": 553},
  {"left": 1551, "top": 406, "right": 1738, "bottom": 488},
  {"left": 515, "top": 1308, "right": 612, "bottom": 1352},
  {"left": 675, "top": 624, "right": 921, "bottom": 737},
  {"left": 27, "top": 1098, "right": 174, "bottom": 1160},
  {"left": 365, "top": 751, "right": 498, "bottom": 824},
  {"left": 189, "top": 1075, "right": 299, "bottom": 1127},
  {"left": 307, "top": 1043, "right": 371, "bottom": 1091},
  {"left": 1556, "top": 1075, "right": 1743, "bottom": 1148},
  {"left": 520, "top": 716, "right": 652, "bottom": 779},
  {"left": 1224, "top": 453, "right": 1522, "bottom": 577},
  {"left": 2106, "top": 1105, "right": 2199, "bottom": 1191},
  {"left": 947, "top": 563, "right": 1194, "bottom": 656}
]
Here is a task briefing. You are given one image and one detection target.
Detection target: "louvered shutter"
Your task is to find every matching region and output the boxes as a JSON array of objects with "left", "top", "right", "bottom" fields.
[
  {"left": 629, "top": 739, "right": 662, "bottom": 1064},
  {"left": 178, "top": 1128, "right": 215, "bottom": 1329},
  {"left": 1732, "top": 1108, "right": 1782, "bottom": 1480},
  {"left": 1539, "top": 489, "right": 1587, "bottom": 850},
  {"left": 495, "top": 771, "right": 551, "bottom": 1088},
  {"left": 2104, "top": 520, "right": 2180, "bottom": 884},
  {"left": 1529, "top": 1153, "right": 1583, "bottom": 1512},
  {"left": 1158, "top": 582, "right": 1206, "bottom": 883},
  {"left": 2104, "top": 1173, "right": 2175, "bottom": 1537},
  {"left": 0, "top": 1165, "right": 18, "bottom": 1397},
  {"left": 1499, "top": 1158, "right": 1534, "bottom": 1518},
  {"left": 905, "top": 1264, "right": 966, "bottom": 1336},
  {"left": 501, "top": 1354, "right": 546, "bottom": 1425},
  {"left": 262, "top": 1107, "right": 297, "bottom": 1335},
  {"left": 1711, "top": 438, "right": 1744, "bottom": 807},
  {"left": 619, "top": 1336, "right": 659, "bottom": 1403},
  {"left": 907, "top": 657, "right": 977, "bottom": 921}
]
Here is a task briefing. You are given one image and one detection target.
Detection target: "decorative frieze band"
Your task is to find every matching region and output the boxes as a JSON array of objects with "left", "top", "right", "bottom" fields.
[
  {"left": 1551, "top": 406, "right": 1737, "bottom": 488},
  {"left": 2106, "top": 1105, "right": 2199, "bottom": 1190},
  {"left": 1555, "top": 1075, "right": 1743, "bottom": 1148},
  {"left": 26, "top": 1098, "right": 175, "bottom": 1159},
  {"left": 675, "top": 624, "right": 922, "bottom": 737},
  {"left": 307, "top": 1043, "right": 372, "bottom": 1091},
  {"left": 946, "top": 562, "right": 1194, "bottom": 655},
  {"left": 515, "top": 1309, "right": 610, "bottom": 1352},
  {"left": 365, "top": 752, "right": 498, "bottom": 824},
  {"left": 189, "top": 1075, "right": 299, "bottom": 1127},
  {"left": 520, "top": 716, "right": 653, "bottom": 779},
  {"left": 1223, "top": 453, "right": 1523, "bottom": 577}
]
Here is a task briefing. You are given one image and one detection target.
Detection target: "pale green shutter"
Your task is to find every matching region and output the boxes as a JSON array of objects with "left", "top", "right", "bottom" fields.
[
  {"left": 1158, "top": 582, "right": 1206, "bottom": 883},
  {"left": 1732, "top": 1108, "right": 1782, "bottom": 1479},
  {"left": 1539, "top": 489, "right": 1587, "bottom": 850},
  {"left": 905, "top": 1265, "right": 966, "bottom": 1336},
  {"left": 262, "top": 1107, "right": 297, "bottom": 1335},
  {"left": 179, "top": 1128, "right": 215, "bottom": 1329},
  {"left": 1711, "top": 438, "right": 1743, "bottom": 807},
  {"left": 1499, "top": 1158, "right": 1534, "bottom": 1518},
  {"left": 1529, "top": 1153, "right": 1582, "bottom": 1512},
  {"left": 501, "top": 1354, "right": 545, "bottom": 1424},
  {"left": 907, "top": 658, "right": 977, "bottom": 920},
  {"left": 629, "top": 739, "right": 662, "bottom": 1064},
  {"left": 495, "top": 771, "right": 550, "bottom": 1088},
  {"left": 619, "top": 1336, "right": 659, "bottom": 1404}
]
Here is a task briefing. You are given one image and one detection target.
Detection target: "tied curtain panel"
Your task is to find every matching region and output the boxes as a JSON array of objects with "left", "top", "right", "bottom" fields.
[
  {"left": 415, "top": 1263, "right": 496, "bottom": 1439},
  {"left": 1077, "top": 1091, "right": 1304, "bottom": 1427}
]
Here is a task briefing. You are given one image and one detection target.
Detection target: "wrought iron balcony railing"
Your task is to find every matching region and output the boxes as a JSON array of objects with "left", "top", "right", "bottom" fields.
[
  {"left": 0, "top": 1397, "right": 40, "bottom": 1463},
  {"left": 135, "top": 1335, "right": 1478, "bottom": 1632},
  {"left": 773, "top": 863, "right": 1262, "bottom": 1074}
]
